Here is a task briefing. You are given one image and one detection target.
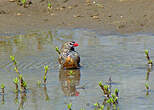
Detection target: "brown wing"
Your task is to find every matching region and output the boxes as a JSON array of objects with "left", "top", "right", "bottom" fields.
[{"left": 59, "top": 51, "right": 80, "bottom": 69}]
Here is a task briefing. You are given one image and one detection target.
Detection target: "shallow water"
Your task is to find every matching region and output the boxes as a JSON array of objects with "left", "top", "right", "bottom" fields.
[{"left": 0, "top": 29, "right": 154, "bottom": 110}]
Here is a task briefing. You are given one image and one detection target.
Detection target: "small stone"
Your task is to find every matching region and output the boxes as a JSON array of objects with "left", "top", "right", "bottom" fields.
[
  {"left": 0, "top": 10, "right": 6, "bottom": 14},
  {"left": 68, "top": 6, "right": 72, "bottom": 9},
  {"left": 51, "top": 13, "right": 55, "bottom": 16},
  {"left": 73, "top": 15, "right": 81, "bottom": 18},
  {"left": 92, "top": 15, "right": 99, "bottom": 19},
  {"left": 9, "top": 0, "right": 16, "bottom": 2},
  {"left": 17, "top": 13, "right": 22, "bottom": 16},
  {"left": 120, "top": 16, "right": 123, "bottom": 18}
]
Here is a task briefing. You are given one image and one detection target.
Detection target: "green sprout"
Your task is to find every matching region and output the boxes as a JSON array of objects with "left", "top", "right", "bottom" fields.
[
  {"left": 10, "top": 55, "right": 27, "bottom": 92},
  {"left": 67, "top": 103, "right": 72, "bottom": 110},
  {"left": 13, "top": 77, "right": 19, "bottom": 93},
  {"left": 104, "top": 85, "right": 109, "bottom": 90},
  {"left": 111, "top": 94, "right": 116, "bottom": 99},
  {"left": 94, "top": 102, "right": 104, "bottom": 110},
  {"left": 69, "top": 70, "right": 73, "bottom": 75},
  {"left": 111, "top": 93, "right": 118, "bottom": 104},
  {"left": 21, "top": 0, "right": 26, "bottom": 5},
  {"left": 1, "top": 84, "right": 5, "bottom": 89},
  {"left": 23, "top": 81, "right": 27, "bottom": 88},
  {"left": 99, "top": 81, "right": 105, "bottom": 92},
  {"left": 145, "top": 50, "right": 149, "bottom": 55},
  {"left": 37, "top": 80, "right": 41, "bottom": 86},
  {"left": 148, "top": 60, "right": 153, "bottom": 65},
  {"left": 114, "top": 88, "right": 119, "bottom": 97},
  {"left": 144, "top": 49, "right": 153, "bottom": 65},
  {"left": 10, "top": 56, "right": 15, "bottom": 62},
  {"left": 43, "top": 65, "right": 49, "bottom": 84},
  {"left": 56, "top": 46, "right": 61, "bottom": 54},
  {"left": 13, "top": 77, "right": 19, "bottom": 84},
  {"left": 94, "top": 102, "right": 99, "bottom": 107},
  {"left": 44, "top": 76, "right": 47, "bottom": 81},
  {"left": 44, "top": 65, "right": 49, "bottom": 73},
  {"left": 98, "top": 81, "right": 119, "bottom": 105},
  {"left": 19, "top": 74, "right": 23, "bottom": 80},
  {"left": 10, "top": 56, "right": 17, "bottom": 65},
  {"left": 114, "top": 97, "right": 118, "bottom": 103},
  {"left": 145, "top": 82, "right": 150, "bottom": 90},
  {"left": 48, "top": 3, "right": 52, "bottom": 9},
  {"left": 99, "top": 81, "right": 103, "bottom": 86},
  {"left": 1, "top": 84, "right": 5, "bottom": 94},
  {"left": 100, "top": 105, "right": 104, "bottom": 110},
  {"left": 99, "top": 81, "right": 111, "bottom": 98},
  {"left": 106, "top": 97, "right": 114, "bottom": 104}
]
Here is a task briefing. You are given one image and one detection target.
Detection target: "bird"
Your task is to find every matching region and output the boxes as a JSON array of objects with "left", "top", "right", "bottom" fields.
[{"left": 58, "top": 41, "right": 80, "bottom": 69}]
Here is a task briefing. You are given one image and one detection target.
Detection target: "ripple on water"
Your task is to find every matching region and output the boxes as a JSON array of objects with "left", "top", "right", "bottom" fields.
[{"left": 0, "top": 29, "right": 154, "bottom": 110}]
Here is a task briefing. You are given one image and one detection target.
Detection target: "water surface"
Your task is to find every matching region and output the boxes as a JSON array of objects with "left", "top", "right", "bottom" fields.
[{"left": 0, "top": 29, "right": 154, "bottom": 110}]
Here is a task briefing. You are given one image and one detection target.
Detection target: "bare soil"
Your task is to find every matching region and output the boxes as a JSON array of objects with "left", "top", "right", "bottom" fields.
[{"left": 0, "top": 0, "right": 154, "bottom": 34}]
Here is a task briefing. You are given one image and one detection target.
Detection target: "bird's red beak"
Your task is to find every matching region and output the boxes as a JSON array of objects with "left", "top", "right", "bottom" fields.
[{"left": 73, "top": 42, "right": 79, "bottom": 47}]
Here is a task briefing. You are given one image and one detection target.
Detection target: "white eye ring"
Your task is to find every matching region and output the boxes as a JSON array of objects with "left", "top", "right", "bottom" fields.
[{"left": 69, "top": 42, "right": 74, "bottom": 45}]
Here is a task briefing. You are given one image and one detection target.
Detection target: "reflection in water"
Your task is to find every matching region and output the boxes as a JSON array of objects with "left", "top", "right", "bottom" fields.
[
  {"left": 0, "top": 31, "right": 54, "bottom": 57},
  {"left": 43, "top": 85, "right": 50, "bottom": 101},
  {"left": 145, "top": 65, "right": 152, "bottom": 96},
  {"left": 146, "top": 65, "right": 152, "bottom": 81},
  {"left": 1, "top": 86, "right": 5, "bottom": 104},
  {"left": 1, "top": 30, "right": 154, "bottom": 110},
  {"left": 14, "top": 92, "right": 19, "bottom": 104},
  {"left": 18, "top": 92, "right": 27, "bottom": 110},
  {"left": 59, "top": 69, "right": 80, "bottom": 96},
  {"left": 1, "top": 94, "right": 5, "bottom": 104}
]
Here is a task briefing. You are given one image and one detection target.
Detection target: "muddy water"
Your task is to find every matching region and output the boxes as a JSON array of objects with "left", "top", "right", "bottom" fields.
[{"left": 0, "top": 29, "right": 154, "bottom": 110}]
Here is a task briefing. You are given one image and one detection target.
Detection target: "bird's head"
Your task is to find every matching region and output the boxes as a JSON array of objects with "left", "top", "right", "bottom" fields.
[{"left": 61, "top": 41, "right": 79, "bottom": 51}]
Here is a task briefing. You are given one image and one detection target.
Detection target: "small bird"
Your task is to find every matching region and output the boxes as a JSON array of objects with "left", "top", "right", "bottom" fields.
[{"left": 58, "top": 41, "right": 80, "bottom": 69}]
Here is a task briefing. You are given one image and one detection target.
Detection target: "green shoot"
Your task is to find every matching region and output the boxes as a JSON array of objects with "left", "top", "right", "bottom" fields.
[
  {"left": 10, "top": 56, "right": 15, "bottom": 62},
  {"left": 13, "top": 77, "right": 19, "bottom": 84},
  {"left": 1, "top": 84, "right": 5, "bottom": 94},
  {"left": 104, "top": 85, "right": 109, "bottom": 90},
  {"left": 37, "top": 80, "right": 41, "bottom": 86},
  {"left": 114, "top": 88, "right": 119, "bottom": 97},
  {"left": 1, "top": 84, "right": 5, "bottom": 89},
  {"left": 106, "top": 97, "right": 114, "bottom": 104},
  {"left": 21, "top": 0, "right": 26, "bottom": 4},
  {"left": 100, "top": 105, "right": 104, "bottom": 110},
  {"left": 144, "top": 49, "right": 153, "bottom": 65},
  {"left": 69, "top": 70, "right": 73, "bottom": 75},
  {"left": 13, "top": 77, "right": 19, "bottom": 93},
  {"left": 99, "top": 81, "right": 102, "bottom": 86},
  {"left": 23, "top": 81, "right": 27, "bottom": 88},
  {"left": 10, "top": 55, "right": 27, "bottom": 92},
  {"left": 145, "top": 82, "right": 150, "bottom": 90},
  {"left": 56, "top": 46, "right": 61, "bottom": 54},
  {"left": 111, "top": 93, "right": 116, "bottom": 99},
  {"left": 67, "top": 103, "right": 72, "bottom": 110},
  {"left": 44, "top": 65, "right": 49, "bottom": 74},
  {"left": 44, "top": 65, "right": 49, "bottom": 84},
  {"left": 99, "top": 81, "right": 119, "bottom": 105},
  {"left": 148, "top": 60, "right": 153, "bottom": 65},
  {"left": 19, "top": 74, "right": 23, "bottom": 80},
  {"left": 145, "top": 50, "right": 149, "bottom": 56},
  {"left": 94, "top": 102, "right": 99, "bottom": 107},
  {"left": 48, "top": 3, "right": 52, "bottom": 9}
]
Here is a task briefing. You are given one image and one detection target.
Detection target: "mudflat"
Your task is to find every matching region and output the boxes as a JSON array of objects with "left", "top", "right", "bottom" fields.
[{"left": 0, "top": 0, "right": 154, "bottom": 34}]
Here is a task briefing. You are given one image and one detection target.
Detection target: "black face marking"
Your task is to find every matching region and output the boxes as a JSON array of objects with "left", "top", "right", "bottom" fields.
[{"left": 69, "top": 41, "right": 75, "bottom": 46}]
